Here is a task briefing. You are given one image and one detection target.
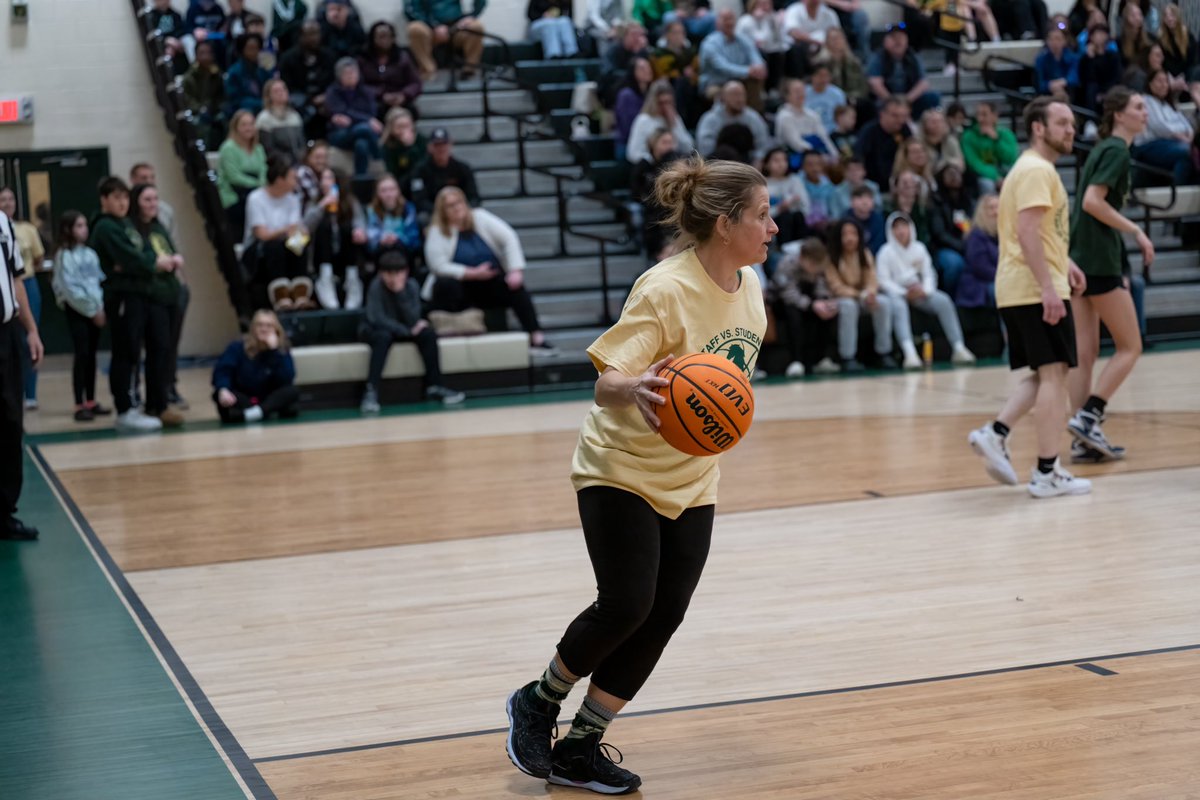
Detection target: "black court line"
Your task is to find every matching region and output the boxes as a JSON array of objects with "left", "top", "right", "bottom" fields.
[
  {"left": 252, "top": 641, "right": 1200, "bottom": 764},
  {"left": 1076, "top": 662, "right": 1119, "bottom": 676},
  {"left": 30, "top": 445, "right": 277, "bottom": 800}
]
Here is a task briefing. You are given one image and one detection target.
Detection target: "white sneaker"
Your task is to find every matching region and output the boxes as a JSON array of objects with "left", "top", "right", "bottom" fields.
[
  {"left": 785, "top": 360, "right": 806, "bottom": 378},
  {"left": 968, "top": 424, "right": 1018, "bottom": 485},
  {"left": 343, "top": 266, "right": 363, "bottom": 310},
  {"left": 752, "top": 368, "right": 768, "bottom": 382},
  {"left": 1028, "top": 459, "right": 1093, "bottom": 498},
  {"left": 115, "top": 409, "right": 163, "bottom": 434},
  {"left": 943, "top": 62, "right": 957, "bottom": 76},
  {"left": 360, "top": 387, "right": 381, "bottom": 415},
  {"left": 315, "top": 263, "right": 340, "bottom": 309},
  {"left": 23, "top": 398, "right": 38, "bottom": 411},
  {"left": 812, "top": 357, "right": 840, "bottom": 374},
  {"left": 951, "top": 344, "right": 977, "bottom": 365},
  {"left": 901, "top": 342, "right": 922, "bottom": 369}
]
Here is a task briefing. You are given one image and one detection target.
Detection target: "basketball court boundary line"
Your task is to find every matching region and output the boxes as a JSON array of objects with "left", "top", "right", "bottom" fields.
[
  {"left": 29, "top": 445, "right": 277, "bottom": 800},
  {"left": 250, "top": 641, "right": 1200, "bottom": 764}
]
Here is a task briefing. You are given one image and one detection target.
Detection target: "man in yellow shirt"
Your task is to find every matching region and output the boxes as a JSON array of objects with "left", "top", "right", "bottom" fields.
[{"left": 968, "top": 97, "right": 1092, "bottom": 499}]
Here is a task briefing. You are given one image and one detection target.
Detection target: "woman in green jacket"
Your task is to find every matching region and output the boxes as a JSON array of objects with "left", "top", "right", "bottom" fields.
[{"left": 217, "top": 110, "right": 268, "bottom": 242}]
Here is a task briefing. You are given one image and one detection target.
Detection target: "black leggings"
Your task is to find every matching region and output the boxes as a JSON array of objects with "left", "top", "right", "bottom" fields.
[
  {"left": 212, "top": 385, "right": 300, "bottom": 423},
  {"left": 65, "top": 307, "right": 102, "bottom": 405},
  {"left": 432, "top": 275, "right": 543, "bottom": 334},
  {"left": 362, "top": 324, "right": 442, "bottom": 387},
  {"left": 556, "top": 486, "right": 715, "bottom": 701}
]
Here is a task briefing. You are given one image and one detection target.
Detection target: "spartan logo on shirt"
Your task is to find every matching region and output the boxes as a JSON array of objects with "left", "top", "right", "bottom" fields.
[{"left": 701, "top": 327, "right": 762, "bottom": 378}]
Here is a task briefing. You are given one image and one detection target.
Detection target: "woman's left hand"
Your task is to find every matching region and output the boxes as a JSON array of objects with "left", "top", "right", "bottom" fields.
[{"left": 505, "top": 271, "right": 524, "bottom": 290}]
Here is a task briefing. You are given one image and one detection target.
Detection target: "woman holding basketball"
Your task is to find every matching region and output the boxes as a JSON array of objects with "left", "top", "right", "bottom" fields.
[
  {"left": 506, "top": 158, "right": 775, "bottom": 795},
  {"left": 1066, "top": 86, "right": 1154, "bottom": 463}
]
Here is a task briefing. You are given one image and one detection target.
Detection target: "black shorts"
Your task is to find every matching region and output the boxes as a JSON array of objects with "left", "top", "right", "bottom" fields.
[
  {"left": 1081, "top": 274, "right": 1125, "bottom": 296},
  {"left": 1000, "top": 301, "right": 1078, "bottom": 371}
]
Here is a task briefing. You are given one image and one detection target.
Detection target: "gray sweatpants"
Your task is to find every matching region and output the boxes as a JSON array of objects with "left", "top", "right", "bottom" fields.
[
  {"left": 836, "top": 297, "right": 893, "bottom": 360},
  {"left": 886, "top": 289, "right": 965, "bottom": 348}
]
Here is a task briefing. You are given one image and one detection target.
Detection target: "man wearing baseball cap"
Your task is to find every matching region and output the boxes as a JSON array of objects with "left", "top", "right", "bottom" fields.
[{"left": 410, "top": 128, "right": 482, "bottom": 213}]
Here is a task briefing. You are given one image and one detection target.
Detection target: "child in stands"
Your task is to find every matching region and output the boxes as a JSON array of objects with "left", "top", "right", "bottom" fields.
[{"left": 358, "top": 250, "right": 465, "bottom": 414}]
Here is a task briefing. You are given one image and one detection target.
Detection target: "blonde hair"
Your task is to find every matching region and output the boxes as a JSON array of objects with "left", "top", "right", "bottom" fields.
[
  {"left": 262, "top": 78, "right": 288, "bottom": 111},
  {"left": 431, "top": 186, "right": 473, "bottom": 237},
  {"left": 654, "top": 157, "right": 766, "bottom": 247},
  {"left": 228, "top": 110, "right": 259, "bottom": 145},
  {"left": 380, "top": 107, "right": 415, "bottom": 147},
  {"left": 640, "top": 80, "right": 675, "bottom": 117},
  {"left": 972, "top": 193, "right": 999, "bottom": 237},
  {"left": 1161, "top": 3, "right": 1188, "bottom": 60},
  {"left": 370, "top": 175, "right": 405, "bottom": 218},
  {"left": 892, "top": 140, "right": 935, "bottom": 194},
  {"left": 243, "top": 309, "right": 289, "bottom": 357}
]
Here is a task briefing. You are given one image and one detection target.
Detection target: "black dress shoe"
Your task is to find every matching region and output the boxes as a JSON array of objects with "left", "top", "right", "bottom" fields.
[{"left": 1, "top": 518, "right": 39, "bottom": 541}]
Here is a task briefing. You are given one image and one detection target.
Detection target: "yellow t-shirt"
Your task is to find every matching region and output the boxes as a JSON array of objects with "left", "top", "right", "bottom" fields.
[
  {"left": 995, "top": 150, "right": 1070, "bottom": 308},
  {"left": 12, "top": 221, "right": 44, "bottom": 280},
  {"left": 570, "top": 248, "right": 767, "bottom": 519}
]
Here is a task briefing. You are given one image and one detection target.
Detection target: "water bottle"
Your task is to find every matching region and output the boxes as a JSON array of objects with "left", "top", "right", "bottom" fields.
[{"left": 921, "top": 333, "right": 933, "bottom": 366}]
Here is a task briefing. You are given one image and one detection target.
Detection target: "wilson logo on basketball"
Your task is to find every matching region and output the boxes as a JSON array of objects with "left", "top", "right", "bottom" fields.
[{"left": 656, "top": 353, "right": 756, "bottom": 457}]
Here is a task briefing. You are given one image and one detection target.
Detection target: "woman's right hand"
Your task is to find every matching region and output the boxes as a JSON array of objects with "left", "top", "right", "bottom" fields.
[
  {"left": 217, "top": 388, "right": 237, "bottom": 408},
  {"left": 92, "top": 310, "right": 106, "bottom": 328},
  {"left": 464, "top": 263, "right": 500, "bottom": 281},
  {"left": 263, "top": 330, "right": 280, "bottom": 350},
  {"left": 630, "top": 354, "right": 674, "bottom": 431}
]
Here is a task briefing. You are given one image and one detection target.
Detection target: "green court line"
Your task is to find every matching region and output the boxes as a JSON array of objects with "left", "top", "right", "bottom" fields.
[{"left": 0, "top": 450, "right": 259, "bottom": 800}]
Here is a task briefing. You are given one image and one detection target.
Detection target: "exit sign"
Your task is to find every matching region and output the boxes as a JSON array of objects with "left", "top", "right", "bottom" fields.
[{"left": 0, "top": 95, "right": 34, "bottom": 125}]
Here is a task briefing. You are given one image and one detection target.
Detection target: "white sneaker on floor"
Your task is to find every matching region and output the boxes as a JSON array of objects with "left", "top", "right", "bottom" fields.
[
  {"left": 23, "top": 398, "right": 38, "bottom": 411},
  {"left": 943, "top": 63, "right": 957, "bottom": 76},
  {"left": 951, "top": 344, "right": 977, "bottom": 365},
  {"left": 902, "top": 352, "right": 923, "bottom": 369},
  {"left": 812, "top": 357, "right": 840, "bottom": 374},
  {"left": 785, "top": 361, "right": 806, "bottom": 378},
  {"left": 752, "top": 368, "right": 768, "bottom": 382},
  {"left": 115, "top": 409, "right": 163, "bottom": 433},
  {"left": 360, "top": 387, "right": 381, "bottom": 415},
  {"left": 1028, "top": 459, "right": 1093, "bottom": 498},
  {"left": 968, "top": 424, "right": 1018, "bottom": 485}
]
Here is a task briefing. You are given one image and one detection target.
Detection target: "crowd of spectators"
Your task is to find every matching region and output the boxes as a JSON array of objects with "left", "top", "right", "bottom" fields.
[{"left": 116, "top": 0, "right": 1200, "bottom": 421}]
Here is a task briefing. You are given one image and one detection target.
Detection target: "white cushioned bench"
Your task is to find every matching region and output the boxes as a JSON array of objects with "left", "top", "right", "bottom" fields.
[{"left": 291, "top": 332, "right": 531, "bottom": 386}]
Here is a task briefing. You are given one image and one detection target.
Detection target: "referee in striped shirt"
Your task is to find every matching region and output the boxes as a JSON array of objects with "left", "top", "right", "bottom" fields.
[{"left": 0, "top": 205, "right": 44, "bottom": 540}]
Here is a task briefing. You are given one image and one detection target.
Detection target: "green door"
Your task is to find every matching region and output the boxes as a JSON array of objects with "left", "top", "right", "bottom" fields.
[{"left": 0, "top": 148, "right": 111, "bottom": 355}]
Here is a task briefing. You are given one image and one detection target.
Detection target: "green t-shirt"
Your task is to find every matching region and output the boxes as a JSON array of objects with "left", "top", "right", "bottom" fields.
[{"left": 1069, "top": 136, "right": 1130, "bottom": 278}]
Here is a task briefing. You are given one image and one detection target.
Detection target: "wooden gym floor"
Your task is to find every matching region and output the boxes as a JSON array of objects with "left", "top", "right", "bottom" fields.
[{"left": 4, "top": 348, "right": 1200, "bottom": 799}]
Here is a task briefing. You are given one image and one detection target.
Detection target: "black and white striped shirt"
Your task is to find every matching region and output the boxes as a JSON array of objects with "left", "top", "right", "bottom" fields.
[{"left": 0, "top": 211, "right": 23, "bottom": 324}]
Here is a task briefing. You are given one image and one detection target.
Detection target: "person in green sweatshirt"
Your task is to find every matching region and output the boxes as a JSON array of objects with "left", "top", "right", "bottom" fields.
[
  {"left": 129, "top": 182, "right": 186, "bottom": 429},
  {"left": 960, "top": 100, "right": 1019, "bottom": 194},
  {"left": 87, "top": 177, "right": 177, "bottom": 434}
]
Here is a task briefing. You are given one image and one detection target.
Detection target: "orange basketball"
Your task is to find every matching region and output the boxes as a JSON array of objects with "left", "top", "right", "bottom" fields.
[{"left": 655, "top": 353, "right": 755, "bottom": 457}]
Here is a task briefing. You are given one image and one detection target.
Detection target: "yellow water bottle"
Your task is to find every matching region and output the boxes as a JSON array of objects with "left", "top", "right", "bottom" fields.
[{"left": 921, "top": 333, "right": 933, "bottom": 366}]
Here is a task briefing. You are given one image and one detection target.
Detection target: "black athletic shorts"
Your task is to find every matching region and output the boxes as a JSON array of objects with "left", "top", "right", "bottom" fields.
[
  {"left": 1081, "top": 274, "right": 1125, "bottom": 296},
  {"left": 1000, "top": 301, "right": 1078, "bottom": 371}
]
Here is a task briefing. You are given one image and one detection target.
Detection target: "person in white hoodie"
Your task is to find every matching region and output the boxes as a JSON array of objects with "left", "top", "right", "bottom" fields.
[{"left": 875, "top": 211, "right": 976, "bottom": 368}]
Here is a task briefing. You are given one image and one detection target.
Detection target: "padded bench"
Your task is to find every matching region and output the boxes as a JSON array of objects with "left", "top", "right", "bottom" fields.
[
  {"left": 959, "top": 40, "right": 1044, "bottom": 71},
  {"left": 290, "top": 332, "right": 531, "bottom": 408},
  {"left": 1131, "top": 186, "right": 1200, "bottom": 220}
]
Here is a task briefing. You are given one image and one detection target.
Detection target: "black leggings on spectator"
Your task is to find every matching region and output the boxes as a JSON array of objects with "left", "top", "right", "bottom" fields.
[
  {"left": 168, "top": 284, "right": 189, "bottom": 392},
  {"left": 213, "top": 385, "right": 300, "bottom": 423},
  {"left": 363, "top": 325, "right": 442, "bottom": 387},
  {"left": 313, "top": 217, "right": 362, "bottom": 279},
  {"left": 780, "top": 303, "right": 837, "bottom": 366},
  {"left": 106, "top": 293, "right": 172, "bottom": 415},
  {"left": 432, "top": 275, "right": 543, "bottom": 334},
  {"left": 256, "top": 240, "right": 308, "bottom": 283},
  {"left": 64, "top": 307, "right": 101, "bottom": 406},
  {"left": 556, "top": 486, "right": 715, "bottom": 701},
  {"left": 225, "top": 186, "right": 255, "bottom": 242}
]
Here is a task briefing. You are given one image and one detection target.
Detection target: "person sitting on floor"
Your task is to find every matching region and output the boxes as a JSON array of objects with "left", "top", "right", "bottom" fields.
[
  {"left": 359, "top": 250, "right": 466, "bottom": 414},
  {"left": 212, "top": 309, "right": 299, "bottom": 423}
]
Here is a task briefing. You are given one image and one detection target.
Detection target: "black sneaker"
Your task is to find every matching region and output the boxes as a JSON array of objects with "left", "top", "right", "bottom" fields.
[
  {"left": 841, "top": 358, "right": 866, "bottom": 373},
  {"left": 169, "top": 389, "right": 190, "bottom": 410},
  {"left": 506, "top": 682, "right": 559, "bottom": 779},
  {"left": 426, "top": 385, "right": 466, "bottom": 405},
  {"left": 548, "top": 732, "right": 642, "bottom": 795},
  {"left": 878, "top": 354, "right": 899, "bottom": 369},
  {"left": 1, "top": 517, "right": 39, "bottom": 541},
  {"left": 74, "top": 407, "right": 95, "bottom": 422},
  {"left": 1070, "top": 439, "right": 1125, "bottom": 464}
]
